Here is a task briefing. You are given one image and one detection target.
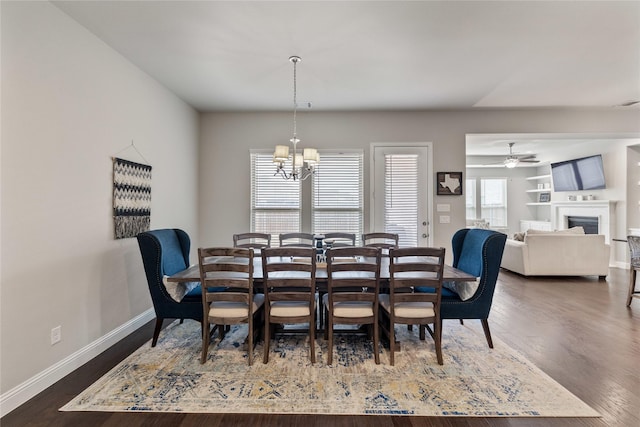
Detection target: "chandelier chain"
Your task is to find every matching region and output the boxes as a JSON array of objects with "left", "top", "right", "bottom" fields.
[{"left": 292, "top": 57, "right": 298, "bottom": 142}]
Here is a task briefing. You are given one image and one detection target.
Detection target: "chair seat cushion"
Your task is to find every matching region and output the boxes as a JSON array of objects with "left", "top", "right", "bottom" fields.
[
  {"left": 322, "top": 293, "right": 373, "bottom": 317},
  {"left": 209, "top": 294, "right": 264, "bottom": 318},
  {"left": 379, "top": 294, "right": 435, "bottom": 318},
  {"left": 270, "top": 301, "right": 311, "bottom": 317}
]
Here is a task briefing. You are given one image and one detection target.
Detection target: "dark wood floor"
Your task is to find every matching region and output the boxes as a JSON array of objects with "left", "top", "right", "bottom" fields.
[{"left": 3, "top": 267, "right": 639, "bottom": 427}]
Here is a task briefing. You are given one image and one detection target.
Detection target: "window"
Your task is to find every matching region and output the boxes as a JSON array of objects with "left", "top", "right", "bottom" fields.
[
  {"left": 251, "top": 150, "right": 363, "bottom": 245},
  {"left": 481, "top": 178, "right": 507, "bottom": 227},
  {"left": 312, "top": 152, "right": 363, "bottom": 243},
  {"left": 466, "top": 177, "right": 507, "bottom": 228},
  {"left": 465, "top": 178, "right": 477, "bottom": 220},
  {"left": 250, "top": 152, "right": 301, "bottom": 242}
]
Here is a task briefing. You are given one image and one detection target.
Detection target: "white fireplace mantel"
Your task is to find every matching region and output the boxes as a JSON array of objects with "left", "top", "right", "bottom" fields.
[{"left": 550, "top": 200, "right": 616, "bottom": 243}]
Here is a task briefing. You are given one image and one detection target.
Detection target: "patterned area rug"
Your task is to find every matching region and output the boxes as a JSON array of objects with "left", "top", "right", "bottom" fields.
[{"left": 61, "top": 321, "right": 599, "bottom": 417}]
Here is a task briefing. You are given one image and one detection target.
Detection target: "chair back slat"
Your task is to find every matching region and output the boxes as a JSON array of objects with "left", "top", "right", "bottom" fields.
[
  {"left": 233, "top": 232, "right": 271, "bottom": 249},
  {"left": 324, "top": 232, "right": 356, "bottom": 248},
  {"left": 279, "top": 232, "right": 315, "bottom": 248},
  {"left": 362, "top": 232, "right": 399, "bottom": 255}
]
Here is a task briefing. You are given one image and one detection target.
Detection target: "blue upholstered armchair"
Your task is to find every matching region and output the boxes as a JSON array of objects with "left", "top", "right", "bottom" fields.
[
  {"left": 419, "top": 228, "right": 507, "bottom": 348},
  {"left": 137, "top": 229, "right": 203, "bottom": 346}
]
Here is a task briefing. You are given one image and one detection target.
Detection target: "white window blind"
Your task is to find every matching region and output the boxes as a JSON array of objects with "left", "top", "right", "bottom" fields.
[
  {"left": 480, "top": 178, "right": 507, "bottom": 227},
  {"left": 384, "top": 154, "right": 418, "bottom": 247},
  {"left": 466, "top": 178, "right": 477, "bottom": 220},
  {"left": 250, "top": 152, "right": 301, "bottom": 243},
  {"left": 312, "top": 152, "right": 363, "bottom": 244}
]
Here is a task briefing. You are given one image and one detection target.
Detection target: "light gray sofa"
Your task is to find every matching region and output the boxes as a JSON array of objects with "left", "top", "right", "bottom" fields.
[{"left": 500, "top": 228, "right": 610, "bottom": 279}]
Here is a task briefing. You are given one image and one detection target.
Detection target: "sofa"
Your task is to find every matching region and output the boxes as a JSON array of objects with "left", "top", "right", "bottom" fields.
[{"left": 500, "top": 227, "right": 610, "bottom": 278}]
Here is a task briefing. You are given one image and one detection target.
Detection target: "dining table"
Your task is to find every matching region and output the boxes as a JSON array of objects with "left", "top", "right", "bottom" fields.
[
  {"left": 167, "top": 254, "right": 477, "bottom": 345},
  {"left": 167, "top": 255, "right": 477, "bottom": 285}
]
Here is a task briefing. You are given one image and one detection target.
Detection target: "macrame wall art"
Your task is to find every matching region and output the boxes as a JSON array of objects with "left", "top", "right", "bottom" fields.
[{"left": 113, "top": 157, "right": 152, "bottom": 239}]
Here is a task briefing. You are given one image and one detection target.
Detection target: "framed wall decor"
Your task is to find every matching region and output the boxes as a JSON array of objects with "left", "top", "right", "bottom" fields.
[
  {"left": 539, "top": 192, "right": 551, "bottom": 203},
  {"left": 436, "top": 171, "right": 463, "bottom": 196}
]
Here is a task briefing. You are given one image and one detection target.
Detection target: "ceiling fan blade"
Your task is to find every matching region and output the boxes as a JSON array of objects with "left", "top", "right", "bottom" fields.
[
  {"left": 519, "top": 159, "right": 540, "bottom": 163},
  {"left": 516, "top": 154, "right": 537, "bottom": 161}
]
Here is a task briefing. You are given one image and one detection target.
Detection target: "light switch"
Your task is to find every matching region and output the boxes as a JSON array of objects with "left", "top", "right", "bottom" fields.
[
  {"left": 439, "top": 215, "right": 451, "bottom": 224},
  {"left": 436, "top": 204, "right": 450, "bottom": 212}
]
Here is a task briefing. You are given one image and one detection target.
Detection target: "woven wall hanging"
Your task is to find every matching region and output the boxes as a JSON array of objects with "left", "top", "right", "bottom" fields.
[{"left": 113, "top": 157, "right": 152, "bottom": 239}]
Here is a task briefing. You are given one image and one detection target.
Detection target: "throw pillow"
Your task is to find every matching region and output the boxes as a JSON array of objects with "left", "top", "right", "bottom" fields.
[
  {"left": 163, "top": 275, "right": 198, "bottom": 302},
  {"left": 443, "top": 279, "right": 480, "bottom": 301},
  {"left": 512, "top": 232, "right": 525, "bottom": 241}
]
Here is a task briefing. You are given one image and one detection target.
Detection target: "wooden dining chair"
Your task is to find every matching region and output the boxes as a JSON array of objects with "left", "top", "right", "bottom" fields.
[
  {"left": 279, "top": 232, "right": 315, "bottom": 248},
  {"left": 379, "top": 246, "right": 446, "bottom": 365},
  {"left": 197, "top": 247, "right": 264, "bottom": 365},
  {"left": 627, "top": 235, "right": 640, "bottom": 306},
  {"left": 261, "top": 246, "right": 317, "bottom": 363},
  {"left": 323, "top": 232, "right": 357, "bottom": 248},
  {"left": 324, "top": 246, "right": 381, "bottom": 365},
  {"left": 362, "top": 232, "right": 399, "bottom": 255},
  {"left": 233, "top": 232, "right": 271, "bottom": 249}
]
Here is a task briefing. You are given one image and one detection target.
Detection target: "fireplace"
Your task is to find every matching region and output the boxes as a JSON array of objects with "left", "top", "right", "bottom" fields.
[
  {"left": 567, "top": 216, "right": 599, "bottom": 234},
  {"left": 551, "top": 200, "right": 616, "bottom": 244}
]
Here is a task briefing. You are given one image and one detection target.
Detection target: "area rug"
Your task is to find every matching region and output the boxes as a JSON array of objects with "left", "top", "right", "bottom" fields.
[{"left": 61, "top": 321, "right": 599, "bottom": 417}]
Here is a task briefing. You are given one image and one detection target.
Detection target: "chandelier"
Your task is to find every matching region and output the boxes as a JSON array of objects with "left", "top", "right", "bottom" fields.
[{"left": 273, "top": 56, "right": 319, "bottom": 180}]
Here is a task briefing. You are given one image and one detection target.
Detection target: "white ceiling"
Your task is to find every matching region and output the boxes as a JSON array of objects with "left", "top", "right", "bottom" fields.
[{"left": 53, "top": 1, "right": 640, "bottom": 113}]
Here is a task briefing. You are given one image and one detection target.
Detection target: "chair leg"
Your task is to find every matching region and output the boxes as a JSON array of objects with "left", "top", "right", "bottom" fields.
[
  {"left": 435, "top": 318, "right": 443, "bottom": 365},
  {"left": 151, "top": 317, "right": 163, "bottom": 347},
  {"left": 324, "top": 306, "right": 329, "bottom": 340},
  {"left": 327, "top": 314, "right": 333, "bottom": 365},
  {"left": 248, "top": 317, "right": 254, "bottom": 366},
  {"left": 201, "top": 320, "right": 210, "bottom": 364},
  {"left": 373, "top": 318, "right": 380, "bottom": 365},
  {"left": 389, "top": 319, "right": 395, "bottom": 366},
  {"left": 481, "top": 319, "right": 494, "bottom": 349},
  {"left": 263, "top": 313, "right": 270, "bottom": 364},
  {"left": 310, "top": 304, "right": 316, "bottom": 364},
  {"left": 628, "top": 269, "right": 637, "bottom": 307}
]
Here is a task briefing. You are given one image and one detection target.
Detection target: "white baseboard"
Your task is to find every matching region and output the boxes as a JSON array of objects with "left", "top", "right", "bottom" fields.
[
  {"left": 0, "top": 308, "right": 155, "bottom": 417},
  {"left": 611, "top": 261, "right": 629, "bottom": 270}
]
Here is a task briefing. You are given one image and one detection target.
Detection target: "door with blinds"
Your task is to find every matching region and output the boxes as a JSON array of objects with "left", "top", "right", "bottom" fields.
[{"left": 371, "top": 145, "right": 432, "bottom": 247}]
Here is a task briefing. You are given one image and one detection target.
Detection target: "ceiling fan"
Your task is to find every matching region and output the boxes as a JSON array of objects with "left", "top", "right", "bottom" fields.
[{"left": 501, "top": 142, "right": 539, "bottom": 168}]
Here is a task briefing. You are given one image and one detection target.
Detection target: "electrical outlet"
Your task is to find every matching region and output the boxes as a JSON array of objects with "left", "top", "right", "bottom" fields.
[{"left": 51, "top": 326, "right": 61, "bottom": 345}]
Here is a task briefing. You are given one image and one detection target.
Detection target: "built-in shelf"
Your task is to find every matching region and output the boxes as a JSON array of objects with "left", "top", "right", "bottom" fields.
[
  {"left": 525, "top": 170, "right": 552, "bottom": 205},
  {"left": 526, "top": 174, "right": 551, "bottom": 181}
]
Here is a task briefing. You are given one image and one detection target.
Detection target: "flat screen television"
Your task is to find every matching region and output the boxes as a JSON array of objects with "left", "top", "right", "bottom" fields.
[{"left": 550, "top": 154, "right": 606, "bottom": 192}]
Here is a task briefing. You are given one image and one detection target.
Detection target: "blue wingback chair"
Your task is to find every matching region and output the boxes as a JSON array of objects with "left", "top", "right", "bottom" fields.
[
  {"left": 419, "top": 228, "right": 507, "bottom": 348},
  {"left": 137, "top": 229, "right": 203, "bottom": 346}
]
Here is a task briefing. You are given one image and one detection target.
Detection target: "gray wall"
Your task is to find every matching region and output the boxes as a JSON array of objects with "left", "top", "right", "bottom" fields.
[
  {"left": 199, "top": 109, "right": 640, "bottom": 256},
  {"left": 1, "top": 1, "right": 200, "bottom": 400}
]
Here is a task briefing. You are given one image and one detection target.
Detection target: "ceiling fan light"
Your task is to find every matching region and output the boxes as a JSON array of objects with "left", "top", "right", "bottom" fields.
[{"left": 504, "top": 157, "right": 519, "bottom": 168}]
